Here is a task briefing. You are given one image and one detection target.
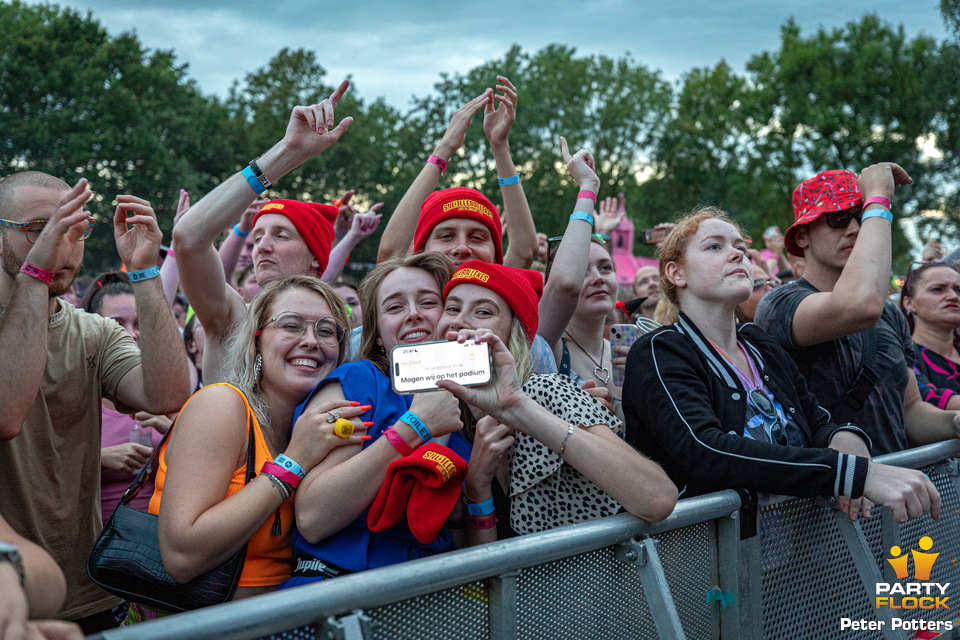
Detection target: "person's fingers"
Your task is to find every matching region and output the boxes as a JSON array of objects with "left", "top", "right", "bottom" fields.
[
  {"left": 581, "top": 379, "right": 596, "bottom": 389},
  {"left": 29, "top": 620, "right": 85, "bottom": 640},
  {"left": 494, "top": 94, "right": 514, "bottom": 110},
  {"left": 320, "top": 101, "right": 334, "bottom": 128},
  {"left": 328, "top": 117, "right": 353, "bottom": 142},
  {"left": 435, "top": 379, "right": 471, "bottom": 404},
  {"left": 928, "top": 481, "right": 941, "bottom": 520},
  {"left": 560, "top": 136, "right": 572, "bottom": 164},
  {"left": 302, "top": 105, "right": 317, "bottom": 131},
  {"left": 889, "top": 163, "right": 912, "bottom": 186},
  {"left": 484, "top": 90, "right": 495, "bottom": 114},
  {"left": 330, "top": 79, "right": 350, "bottom": 106},
  {"left": 497, "top": 75, "right": 517, "bottom": 93}
]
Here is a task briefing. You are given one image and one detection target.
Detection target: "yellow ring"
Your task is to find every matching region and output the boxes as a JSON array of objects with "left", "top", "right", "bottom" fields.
[{"left": 334, "top": 418, "right": 354, "bottom": 438}]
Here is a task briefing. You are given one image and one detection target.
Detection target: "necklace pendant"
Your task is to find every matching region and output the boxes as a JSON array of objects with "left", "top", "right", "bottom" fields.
[{"left": 594, "top": 366, "right": 610, "bottom": 384}]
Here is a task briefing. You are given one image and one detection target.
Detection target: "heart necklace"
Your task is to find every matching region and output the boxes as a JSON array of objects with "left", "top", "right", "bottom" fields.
[{"left": 564, "top": 332, "right": 610, "bottom": 383}]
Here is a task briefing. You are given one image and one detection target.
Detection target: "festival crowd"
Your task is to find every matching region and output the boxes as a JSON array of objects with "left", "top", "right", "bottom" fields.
[{"left": 1, "top": 77, "right": 957, "bottom": 639}]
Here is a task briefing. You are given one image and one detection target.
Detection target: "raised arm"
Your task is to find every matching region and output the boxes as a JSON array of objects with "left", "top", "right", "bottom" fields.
[
  {"left": 790, "top": 163, "right": 912, "bottom": 346},
  {"left": 112, "top": 196, "right": 192, "bottom": 414},
  {"left": 159, "top": 189, "right": 190, "bottom": 307},
  {"left": 377, "top": 91, "right": 490, "bottom": 262},
  {"left": 537, "top": 138, "right": 599, "bottom": 350},
  {"left": 484, "top": 76, "right": 537, "bottom": 268},
  {"left": 173, "top": 81, "right": 354, "bottom": 338},
  {"left": 321, "top": 204, "right": 383, "bottom": 282},
  {"left": 217, "top": 198, "right": 263, "bottom": 286},
  {"left": 0, "top": 179, "right": 92, "bottom": 439}
]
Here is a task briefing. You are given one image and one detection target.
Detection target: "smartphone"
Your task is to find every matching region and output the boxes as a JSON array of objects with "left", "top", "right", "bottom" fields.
[
  {"left": 390, "top": 340, "right": 493, "bottom": 394},
  {"left": 763, "top": 226, "right": 780, "bottom": 240},
  {"left": 609, "top": 324, "right": 641, "bottom": 388},
  {"left": 641, "top": 228, "right": 668, "bottom": 245}
]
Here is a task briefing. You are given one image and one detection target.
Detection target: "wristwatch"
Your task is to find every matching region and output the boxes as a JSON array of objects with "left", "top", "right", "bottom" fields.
[{"left": 0, "top": 541, "right": 24, "bottom": 587}]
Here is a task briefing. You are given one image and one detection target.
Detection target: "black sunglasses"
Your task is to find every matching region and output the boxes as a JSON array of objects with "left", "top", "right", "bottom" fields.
[{"left": 823, "top": 208, "right": 862, "bottom": 230}]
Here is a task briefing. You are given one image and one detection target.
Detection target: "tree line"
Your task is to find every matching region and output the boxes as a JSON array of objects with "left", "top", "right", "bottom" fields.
[{"left": 1, "top": 0, "right": 957, "bottom": 272}]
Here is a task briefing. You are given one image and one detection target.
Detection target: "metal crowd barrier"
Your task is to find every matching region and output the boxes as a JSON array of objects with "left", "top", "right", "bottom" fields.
[{"left": 89, "top": 440, "right": 960, "bottom": 640}]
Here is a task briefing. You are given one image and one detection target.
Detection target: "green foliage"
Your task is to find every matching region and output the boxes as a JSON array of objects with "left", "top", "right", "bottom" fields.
[{"left": 1, "top": 3, "right": 957, "bottom": 272}]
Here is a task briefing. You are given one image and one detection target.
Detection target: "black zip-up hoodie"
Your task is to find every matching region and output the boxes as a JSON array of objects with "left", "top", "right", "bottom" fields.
[{"left": 623, "top": 312, "right": 870, "bottom": 500}]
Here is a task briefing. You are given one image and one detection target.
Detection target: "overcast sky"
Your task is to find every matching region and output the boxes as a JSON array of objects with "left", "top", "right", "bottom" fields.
[{"left": 23, "top": 0, "right": 950, "bottom": 110}]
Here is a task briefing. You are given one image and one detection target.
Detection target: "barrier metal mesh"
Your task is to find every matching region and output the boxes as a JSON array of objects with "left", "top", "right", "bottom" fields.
[
  {"left": 366, "top": 581, "right": 491, "bottom": 640},
  {"left": 514, "top": 523, "right": 717, "bottom": 639},
  {"left": 759, "top": 498, "right": 877, "bottom": 639}
]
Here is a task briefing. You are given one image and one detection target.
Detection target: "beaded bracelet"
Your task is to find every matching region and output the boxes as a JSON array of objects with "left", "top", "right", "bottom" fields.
[{"left": 263, "top": 473, "right": 291, "bottom": 500}]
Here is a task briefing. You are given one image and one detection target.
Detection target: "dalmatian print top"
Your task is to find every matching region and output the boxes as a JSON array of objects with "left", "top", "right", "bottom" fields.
[{"left": 509, "top": 373, "right": 623, "bottom": 535}]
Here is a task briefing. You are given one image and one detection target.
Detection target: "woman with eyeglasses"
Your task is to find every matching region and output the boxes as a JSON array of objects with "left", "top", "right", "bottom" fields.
[
  {"left": 899, "top": 262, "right": 960, "bottom": 410},
  {"left": 278, "top": 252, "right": 464, "bottom": 589},
  {"left": 148, "top": 276, "right": 361, "bottom": 598},
  {"left": 540, "top": 138, "right": 622, "bottom": 416},
  {"left": 622, "top": 207, "right": 940, "bottom": 524}
]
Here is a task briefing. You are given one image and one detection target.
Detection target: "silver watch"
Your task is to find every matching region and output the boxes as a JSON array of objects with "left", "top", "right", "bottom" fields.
[{"left": 0, "top": 541, "right": 24, "bottom": 587}]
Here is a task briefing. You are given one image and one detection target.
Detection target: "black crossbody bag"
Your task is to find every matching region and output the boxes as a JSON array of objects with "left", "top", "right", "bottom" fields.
[
  {"left": 87, "top": 410, "right": 256, "bottom": 613},
  {"left": 831, "top": 327, "right": 879, "bottom": 425}
]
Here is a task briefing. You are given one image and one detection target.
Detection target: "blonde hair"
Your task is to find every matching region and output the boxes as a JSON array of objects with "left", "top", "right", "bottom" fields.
[
  {"left": 222, "top": 275, "right": 349, "bottom": 428},
  {"left": 657, "top": 206, "right": 750, "bottom": 307},
  {"left": 358, "top": 252, "right": 453, "bottom": 376}
]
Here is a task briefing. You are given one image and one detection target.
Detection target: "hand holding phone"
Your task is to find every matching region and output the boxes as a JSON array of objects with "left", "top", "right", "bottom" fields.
[
  {"left": 390, "top": 340, "right": 493, "bottom": 394},
  {"left": 641, "top": 228, "right": 668, "bottom": 245},
  {"left": 609, "top": 324, "right": 641, "bottom": 387}
]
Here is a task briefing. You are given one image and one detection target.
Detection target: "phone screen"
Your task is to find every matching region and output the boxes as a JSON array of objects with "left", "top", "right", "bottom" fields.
[
  {"left": 390, "top": 340, "right": 492, "bottom": 394},
  {"left": 642, "top": 228, "right": 668, "bottom": 245},
  {"left": 609, "top": 324, "right": 641, "bottom": 388}
]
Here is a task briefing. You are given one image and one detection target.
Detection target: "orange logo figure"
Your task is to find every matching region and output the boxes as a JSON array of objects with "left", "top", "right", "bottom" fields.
[
  {"left": 887, "top": 545, "right": 910, "bottom": 580},
  {"left": 912, "top": 536, "right": 939, "bottom": 581}
]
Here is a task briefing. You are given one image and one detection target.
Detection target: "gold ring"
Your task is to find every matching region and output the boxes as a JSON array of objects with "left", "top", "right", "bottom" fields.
[{"left": 334, "top": 418, "right": 354, "bottom": 438}]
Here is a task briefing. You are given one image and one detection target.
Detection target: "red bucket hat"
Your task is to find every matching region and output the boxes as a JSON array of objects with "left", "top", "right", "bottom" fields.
[
  {"left": 443, "top": 260, "right": 543, "bottom": 343},
  {"left": 367, "top": 442, "right": 468, "bottom": 545},
  {"left": 413, "top": 188, "right": 503, "bottom": 264},
  {"left": 252, "top": 199, "right": 339, "bottom": 276},
  {"left": 784, "top": 170, "right": 862, "bottom": 257}
]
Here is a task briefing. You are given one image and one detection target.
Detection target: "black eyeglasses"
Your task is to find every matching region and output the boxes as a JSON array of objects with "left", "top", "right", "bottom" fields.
[
  {"left": 824, "top": 208, "right": 862, "bottom": 230},
  {"left": 256, "top": 312, "right": 345, "bottom": 346},
  {"left": 0, "top": 216, "right": 95, "bottom": 244}
]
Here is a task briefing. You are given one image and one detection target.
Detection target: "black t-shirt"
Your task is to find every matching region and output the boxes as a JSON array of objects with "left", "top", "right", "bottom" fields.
[{"left": 754, "top": 278, "right": 913, "bottom": 455}]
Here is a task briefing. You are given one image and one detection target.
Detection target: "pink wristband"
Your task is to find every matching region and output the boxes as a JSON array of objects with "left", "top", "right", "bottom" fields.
[
  {"left": 20, "top": 263, "right": 53, "bottom": 284},
  {"left": 466, "top": 513, "right": 498, "bottom": 530},
  {"left": 577, "top": 190, "right": 597, "bottom": 203},
  {"left": 863, "top": 196, "right": 891, "bottom": 209},
  {"left": 384, "top": 427, "right": 415, "bottom": 457},
  {"left": 261, "top": 461, "right": 302, "bottom": 490},
  {"left": 428, "top": 154, "right": 448, "bottom": 174}
]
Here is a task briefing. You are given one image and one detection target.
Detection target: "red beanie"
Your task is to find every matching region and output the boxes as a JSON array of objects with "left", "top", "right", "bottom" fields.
[
  {"left": 252, "top": 199, "right": 339, "bottom": 276},
  {"left": 443, "top": 260, "right": 543, "bottom": 343},
  {"left": 413, "top": 188, "right": 503, "bottom": 264},
  {"left": 367, "top": 443, "right": 468, "bottom": 545}
]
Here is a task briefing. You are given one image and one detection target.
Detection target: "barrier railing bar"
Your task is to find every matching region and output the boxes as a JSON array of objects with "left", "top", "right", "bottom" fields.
[
  {"left": 91, "top": 441, "right": 960, "bottom": 640},
  {"left": 717, "top": 512, "right": 762, "bottom": 639},
  {"left": 834, "top": 512, "right": 904, "bottom": 639}
]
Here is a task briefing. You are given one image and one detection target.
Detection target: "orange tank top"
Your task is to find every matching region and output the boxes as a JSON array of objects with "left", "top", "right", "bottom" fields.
[{"left": 148, "top": 383, "right": 295, "bottom": 587}]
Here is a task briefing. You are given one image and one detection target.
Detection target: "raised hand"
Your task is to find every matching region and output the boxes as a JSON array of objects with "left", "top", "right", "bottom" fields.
[
  {"left": 281, "top": 80, "right": 354, "bottom": 161},
  {"left": 434, "top": 90, "right": 491, "bottom": 160},
  {"left": 172, "top": 189, "right": 191, "bottom": 228},
  {"left": 922, "top": 240, "right": 945, "bottom": 263},
  {"left": 483, "top": 75, "right": 518, "bottom": 149},
  {"left": 24, "top": 178, "right": 93, "bottom": 273},
  {"left": 113, "top": 195, "right": 162, "bottom": 271},
  {"left": 334, "top": 189, "right": 356, "bottom": 235},
  {"left": 559, "top": 136, "right": 600, "bottom": 192},
  {"left": 596, "top": 196, "right": 625, "bottom": 235},
  {"left": 349, "top": 203, "right": 384, "bottom": 240},
  {"left": 858, "top": 162, "right": 912, "bottom": 202}
]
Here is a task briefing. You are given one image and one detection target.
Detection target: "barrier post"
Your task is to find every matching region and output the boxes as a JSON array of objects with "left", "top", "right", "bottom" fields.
[
  {"left": 615, "top": 537, "right": 686, "bottom": 640},
  {"left": 488, "top": 570, "right": 520, "bottom": 640},
  {"left": 717, "top": 510, "right": 762, "bottom": 639}
]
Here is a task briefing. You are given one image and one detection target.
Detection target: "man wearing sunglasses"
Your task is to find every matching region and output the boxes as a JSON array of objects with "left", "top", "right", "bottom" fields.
[
  {"left": 0, "top": 171, "right": 190, "bottom": 631},
  {"left": 755, "top": 164, "right": 960, "bottom": 458}
]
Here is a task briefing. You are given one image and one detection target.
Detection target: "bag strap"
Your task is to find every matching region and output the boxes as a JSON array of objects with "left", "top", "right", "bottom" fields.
[
  {"left": 831, "top": 326, "right": 880, "bottom": 425},
  {"left": 559, "top": 339, "right": 572, "bottom": 378},
  {"left": 119, "top": 386, "right": 257, "bottom": 505}
]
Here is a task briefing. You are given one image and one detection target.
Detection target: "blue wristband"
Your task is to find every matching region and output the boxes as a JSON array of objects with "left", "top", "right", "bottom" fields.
[
  {"left": 466, "top": 496, "right": 495, "bottom": 516},
  {"left": 242, "top": 166, "right": 266, "bottom": 195},
  {"left": 497, "top": 174, "right": 521, "bottom": 186},
  {"left": 861, "top": 208, "right": 893, "bottom": 224},
  {"left": 233, "top": 223, "right": 250, "bottom": 237},
  {"left": 569, "top": 211, "right": 594, "bottom": 226},
  {"left": 400, "top": 410, "right": 430, "bottom": 444},
  {"left": 273, "top": 454, "right": 306, "bottom": 480},
  {"left": 128, "top": 266, "right": 160, "bottom": 282}
]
